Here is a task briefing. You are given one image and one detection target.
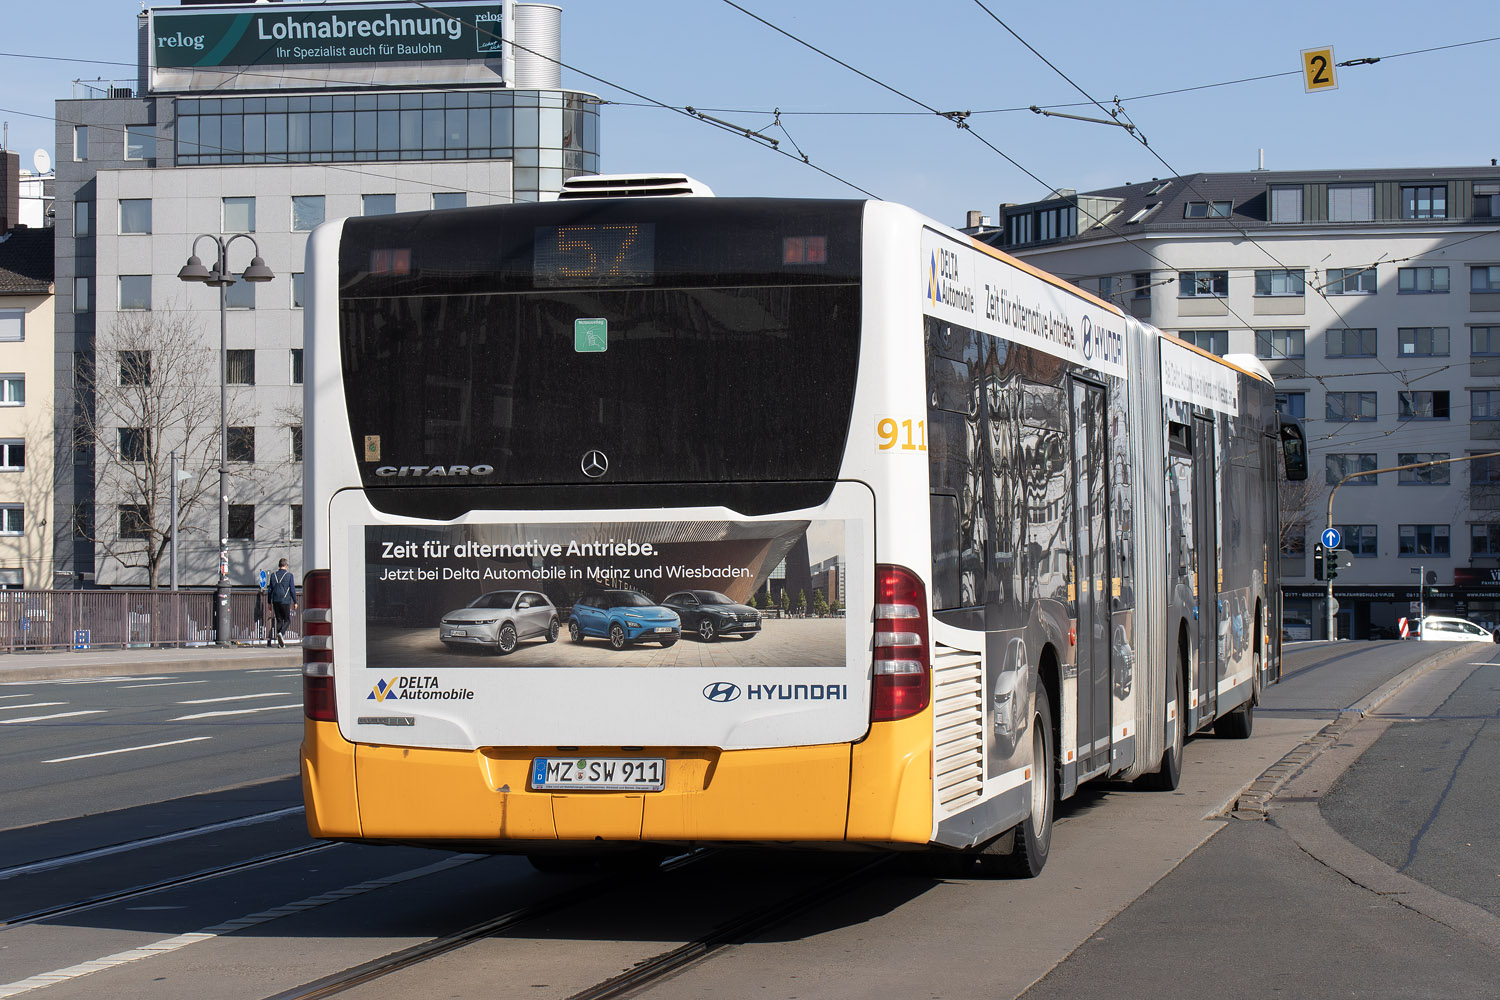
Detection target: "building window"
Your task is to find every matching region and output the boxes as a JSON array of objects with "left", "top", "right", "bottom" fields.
[
  {"left": 73, "top": 126, "right": 88, "bottom": 161},
  {"left": 1473, "top": 524, "right": 1500, "bottom": 556},
  {"left": 1281, "top": 531, "right": 1306, "bottom": 559},
  {"left": 363, "top": 193, "right": 396, "bottom": 216},
  {"left": 1472, "top": 266, "right": 1500, "bottom": 292},
  {"left": 1327, "top": 184, "right": 1374, "bottom": 222},
  {"left": 291, "top": 504, "right": 303, "bottom": 541},
  {"left": 118, "top": 350, "right": 151, "bottom": 386},
  {"left": 1255, "top": 329, "right": 1305, "bottom": 360},
  {"left": 1326, "top": 391, "right": 1377, "bottom": 422},
  {"left": 290, "top": 348, "right": 304, "bottom": 384},
  {"left": 1398, "top": 266, "right": 1449, "bottom": 293},
  {"left": 1132, "top": 272, "right": 1151, "bottom": 298},
  {"left": 118, "top": 427, "right": 150, "bottom": 462},
  {"left": 0, "top": 310, "right": 22, "bottom": 343},
  {"left": 1402, "top": 185, "right": 1447, "bottom": 220},
  {"left": 1326, "top": 453, "right": 1377, "bottom": 485},
  {"left": 1008, "top": 213, "right": 1033, "bottom": 245},
  {"left": 291, "top": 272, "right": 305, "bottom": 309},
  {"left": 1269, "top": 187, "right": 1302, "bottom": 223},
  {"left": 1326, "top": 267, "right": 1376, "bottom": 294},
  {"left": 1398, "top": 453, "right": 1450, "bottom": 484},
  {"left": 1474, "top": 327, "right": 1500, "bottom": 356},
  {"left": 74, "top": 201, "right": 92, "bottom": 238},
  {"left": 226, "top": 349, "right": 255, "bottom": 385},
  {"left": 290, "top": 425, "right": 303, "bottom": 462},
  {"left": 1473, "top": 390, "right": 1500, "bottom": 420},
  {"left": 1178, "top": 271, "right": 1227, "bottom": 297},
  {"left": 1475, "top": 182, "right": 1500, "bottom": 219},
  {"left": 118, "top": 504, "right": 150, "bottom": 540},
  {"left": 1255, "top": 269, "right": 1305, "bottom": 296},
  {"left": 1183, "top": 200, "right": 1232, "bottom": 219},
  {"left": 0, "top": 375, "right": 24, "bottom": 405},
  {"left": 225, "top": 280, "right": 256, "bottom": 310},
  {"left": 1176, "top": 330, "right": 1227, "bottom": 355},
  {"left": 227, "top": 427, "right": 256, "bottom": 463},
  {"left": 0, "top": 505, "right": 22, "bottom": 535},
  {"left": 1275, "top": 391, "right": 1305, "bottom": 419},
  {"left": 0, "top": 440, "right": 25, "bottom": 471},
  {"left": 1472, "top": 452, "right": 1500, "bottom": 485},
  {"left": 223, "top": 196, "right": 256, "bottom": 232},
  {"left": 1400, "top": 524, "right": 1450, "bottom": 557},
  {"left": 228, "top": 504, "right": 256, "bottom": 541},
  {"left": 1398, "top": 327, "right": 1449, "bottom": 357},
  {"left": 118, "top": 275, "right": 152, "bottom": 311},
  {"left": 73, "top": 277, "right": 90, "bottom": 313},
  {"left": 1326, "top": 328, "right": 1376, "bottom": 358},
  {"left": 119, "top": 199, "right": 152, "bottom": 234},
  {"left": 1125, "top": 203, "right": 1161, "bottom": 225},
  {"left": 1398, "top": 390, "right": 1450, "bottom": 420},
  {"left": 291, "top": 195, "right": 325, "bottom": 231},
  {"left": 1335, "top": 524, "right": 1378, "bottom": 557},
  {"left": 433, "top": 192, "right": 467, "bottom": 210},
  {"left": 125, "top": 125, "right": 156, "bottom": 161}
]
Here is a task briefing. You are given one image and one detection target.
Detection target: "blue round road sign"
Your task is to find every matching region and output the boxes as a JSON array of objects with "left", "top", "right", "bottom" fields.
[{"left": 1322, "top": 528, "right": 1342, "bottom": 549}]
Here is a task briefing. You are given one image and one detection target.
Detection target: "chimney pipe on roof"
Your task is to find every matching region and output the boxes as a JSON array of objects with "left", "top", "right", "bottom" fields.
[
  {"left": 1258, "top": 148, "right": 1265, "bottom": 170},
  {"left": 966, "top": 210, "right": 983, "bottom": 229}
]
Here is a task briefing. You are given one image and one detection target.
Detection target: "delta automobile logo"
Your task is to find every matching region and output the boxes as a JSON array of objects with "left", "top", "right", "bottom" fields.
[
  {"left": 703, "top": 682, "right": 847, "bottom": 702},
  {"left": 925, "top": 247, "right": 974, "bottom": 314},
  {"left": 369, "top": 676, "right": 475, "bottom": 702}
]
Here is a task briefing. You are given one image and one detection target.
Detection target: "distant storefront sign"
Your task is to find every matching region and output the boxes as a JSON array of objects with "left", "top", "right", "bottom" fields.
[{"left": 149, "top": 1, "right": 509, "bottom": 90}]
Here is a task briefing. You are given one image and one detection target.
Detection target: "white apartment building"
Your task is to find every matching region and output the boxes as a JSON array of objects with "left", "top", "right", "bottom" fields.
[
  {"left": 976, "top": 166, "right": 1500, "bottom": 638},
  {"left": 53, "top": 0, "right": 598, "bottom": 590}
]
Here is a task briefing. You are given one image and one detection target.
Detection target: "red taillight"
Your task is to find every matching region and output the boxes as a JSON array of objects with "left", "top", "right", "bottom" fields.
[
  {"left": 872, "top": 564, "right": 930, "bottom": 722},
  {"left": 302, "top": 569, "right": 336, "bottom": 722}
]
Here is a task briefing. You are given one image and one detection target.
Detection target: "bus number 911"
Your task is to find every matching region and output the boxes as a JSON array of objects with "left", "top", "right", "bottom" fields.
[{"left": 877, "top": 417, "right": 927, "bottom": 453}]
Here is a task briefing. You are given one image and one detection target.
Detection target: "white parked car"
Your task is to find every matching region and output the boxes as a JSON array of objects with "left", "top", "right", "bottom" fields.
[{"left": 1416, "top": 615, "right": 1497, "bottom": 643}]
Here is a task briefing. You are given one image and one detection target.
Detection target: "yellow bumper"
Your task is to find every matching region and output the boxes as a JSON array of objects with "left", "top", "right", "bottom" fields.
[{"left": 300, "top": 711, "right": 932, "bottom": 847}]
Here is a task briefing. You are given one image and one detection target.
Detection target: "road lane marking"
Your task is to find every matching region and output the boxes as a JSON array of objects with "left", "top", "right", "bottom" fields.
[
  {"left": 0, "top": 855, "right": 482, "bottom": 998},
  {"left": 0, "top": 806, "right": 305, "bottom": 880},
  {"left": 118, "top": 680, "right": 208, "bottom": 689},
  {"left": 0, "top": 711, "right": 105, "bottom": 725},
  {"left": 0, "top": 693, "right": 35, "bottom": 700},
  {"left": 0, "top": 702, "right": 65, "bottom": 712},
  {"left": 43, "top": 737, "right": 214, "bottom": 764},
  {"left": 169, "top": 703, "right": 301, "bottom": 721},
  {"left": 175, "top": 692, "right": 295, "bottom": 705},
  {"left": 0, "top": 676, "right": 172, "bottom": 686}
]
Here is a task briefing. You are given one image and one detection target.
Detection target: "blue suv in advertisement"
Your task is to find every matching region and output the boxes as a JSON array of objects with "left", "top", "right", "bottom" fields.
[
  {"left": 662, "top": 590, "right": 762, "bottom": 641},
  {"left": 568, "top": 590, "right": 680, "bottom": 649}
]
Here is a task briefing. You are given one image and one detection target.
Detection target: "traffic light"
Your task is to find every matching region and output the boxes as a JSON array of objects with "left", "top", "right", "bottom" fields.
[
  {"left": 1326, "top": 548, "right": 1339, "bottom": 581},
  {"left": 1313, "top": 542, "right": 1325, "bottom": 580}
]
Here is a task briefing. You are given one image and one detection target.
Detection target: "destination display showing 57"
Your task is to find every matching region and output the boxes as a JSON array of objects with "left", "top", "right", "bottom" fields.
[{"left": 534, "top": 224, "right": 655, "bottom": 288}]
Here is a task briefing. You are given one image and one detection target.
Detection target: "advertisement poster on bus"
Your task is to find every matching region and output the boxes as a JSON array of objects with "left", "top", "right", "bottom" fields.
[{"left": 361, "top": 519, "right": 847, "bottom": 671}]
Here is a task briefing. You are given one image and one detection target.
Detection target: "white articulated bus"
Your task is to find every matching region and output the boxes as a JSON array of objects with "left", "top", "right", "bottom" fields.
[{"left": 299, "top": 176, "right": 1307, "bottom": 875}]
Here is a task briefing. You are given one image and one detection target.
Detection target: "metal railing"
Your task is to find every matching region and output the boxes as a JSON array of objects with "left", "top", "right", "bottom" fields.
[{"left": 0, "top": 590, "right": 302, "bottom": 653}]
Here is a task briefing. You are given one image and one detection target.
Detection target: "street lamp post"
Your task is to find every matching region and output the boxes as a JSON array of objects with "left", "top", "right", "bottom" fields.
[{"left": 178, "top": 234, "right": 273, "bottom": 646}]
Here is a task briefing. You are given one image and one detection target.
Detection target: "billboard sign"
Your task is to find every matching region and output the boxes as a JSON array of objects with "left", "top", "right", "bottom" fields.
[{"left": 149, "top": 1, "right": 506, "bottom": 70}]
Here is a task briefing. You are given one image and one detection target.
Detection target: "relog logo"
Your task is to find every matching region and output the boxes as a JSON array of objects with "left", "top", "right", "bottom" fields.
[{"left": 702, "top": 682, "right": 741, "bottom": 703}]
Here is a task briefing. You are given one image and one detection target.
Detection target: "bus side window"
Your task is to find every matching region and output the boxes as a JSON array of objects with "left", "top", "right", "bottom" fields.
[
  {"left": 930, "top": 493, "right": 962, "bottom": 611},
  {"left": 1279, "top": 418, "right": 1308, "bottom": 481}
]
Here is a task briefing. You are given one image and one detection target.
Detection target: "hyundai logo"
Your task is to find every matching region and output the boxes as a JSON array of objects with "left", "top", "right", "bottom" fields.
[
  {"left": 702, "top": 682, "right": 741, "bottom": 703},
  {"left": 581, "top": 449, "right": 609, "bottom": 478}
]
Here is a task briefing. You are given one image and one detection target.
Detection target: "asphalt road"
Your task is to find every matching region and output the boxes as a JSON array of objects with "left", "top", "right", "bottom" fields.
[{"left": 1, "top": 640, "right": 1496, "bottom": 999}]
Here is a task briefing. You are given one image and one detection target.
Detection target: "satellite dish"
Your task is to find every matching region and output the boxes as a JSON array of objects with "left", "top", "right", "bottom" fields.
[{"left": 32, "top": 149, "right": 50, "bottom": 175}]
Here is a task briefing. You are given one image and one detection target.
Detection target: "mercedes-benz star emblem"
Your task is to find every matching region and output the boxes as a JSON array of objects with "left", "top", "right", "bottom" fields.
[{"left": 581, "top": 449, "right": 609, "bottom": 478}]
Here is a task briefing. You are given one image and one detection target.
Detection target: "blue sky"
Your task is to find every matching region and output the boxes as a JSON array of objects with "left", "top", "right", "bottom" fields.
[{"left": 1, "top": 1, "right": 1495, "bottom": 228}]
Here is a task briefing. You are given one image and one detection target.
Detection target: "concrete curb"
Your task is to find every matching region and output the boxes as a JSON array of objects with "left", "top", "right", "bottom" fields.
[
  {"left": 0, "top": 647, "right": 300, "bottom": 683},
  {"left": 1231, "top": 641, "right": 1482, "bottom": 818}
]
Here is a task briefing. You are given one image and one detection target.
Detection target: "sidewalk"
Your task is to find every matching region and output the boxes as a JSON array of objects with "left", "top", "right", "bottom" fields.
[{"left": 0, "top": 644, "right": 300, "bottom": 683}]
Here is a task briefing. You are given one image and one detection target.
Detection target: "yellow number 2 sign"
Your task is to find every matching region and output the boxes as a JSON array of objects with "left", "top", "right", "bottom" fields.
[{"left": 1301, "top": 46, "right": 1337, "bottom": 93}]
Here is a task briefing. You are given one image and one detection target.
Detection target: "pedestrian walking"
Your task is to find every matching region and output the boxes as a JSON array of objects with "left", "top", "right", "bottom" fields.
[{"left": 267, "top": 558, "right": 298, "bottom": 647}]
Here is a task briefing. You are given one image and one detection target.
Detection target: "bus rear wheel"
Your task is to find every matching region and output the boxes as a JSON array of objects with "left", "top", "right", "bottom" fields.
[
  {"left": 998, "top": 685, "right": 1054, "bottom": 877},
  {"left": 1216, "top": 651, "right": 1257, "bottom": 739},
  {"left": 1137, "top": 660, "right": 1185, "bottom": 791}
]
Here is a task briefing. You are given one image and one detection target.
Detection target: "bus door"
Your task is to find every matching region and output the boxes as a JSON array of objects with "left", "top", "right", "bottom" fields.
[
  {"left": 1070, "top": 378, "right": 1111, "bottom": 774},
  {"left": 1191, "top": 413, "right": 1219, "bottom": 722}
]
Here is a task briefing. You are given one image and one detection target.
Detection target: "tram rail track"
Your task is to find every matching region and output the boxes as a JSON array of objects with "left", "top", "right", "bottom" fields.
[{"left": 259, "top": 851, "right": 894, "bottom": 1000}]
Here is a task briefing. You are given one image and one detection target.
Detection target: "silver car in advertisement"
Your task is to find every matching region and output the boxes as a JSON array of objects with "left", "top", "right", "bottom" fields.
[{"left": 439, "top": 590, "right": 559, "bottom": 654}]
